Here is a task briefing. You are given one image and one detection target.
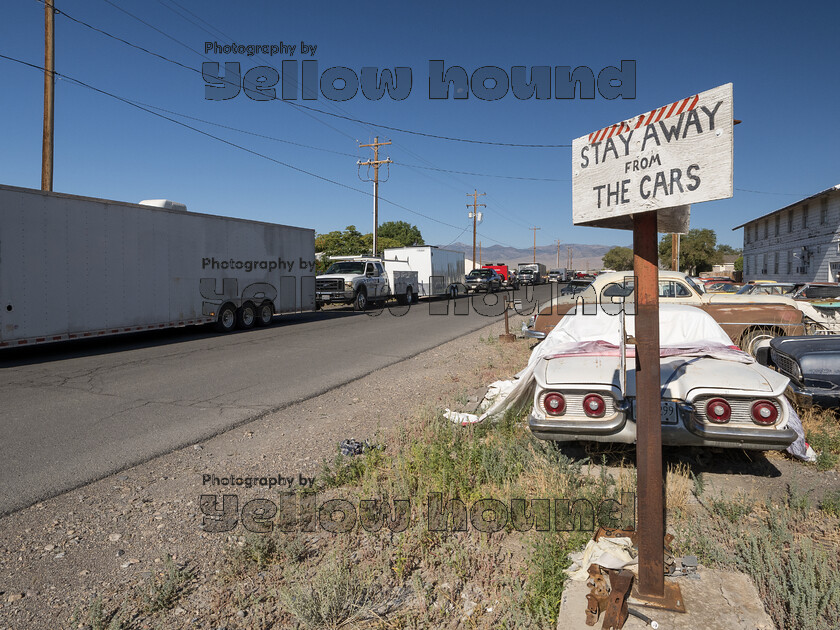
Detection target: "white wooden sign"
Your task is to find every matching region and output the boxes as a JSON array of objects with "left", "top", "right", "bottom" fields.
[{"left": 572, "top": 83, "right": 733, "bottom": 231}]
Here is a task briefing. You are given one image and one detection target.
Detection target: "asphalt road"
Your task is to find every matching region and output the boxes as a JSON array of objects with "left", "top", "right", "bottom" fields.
[{"left": 0, "top": 285, "right": 558, "bottom": 516}]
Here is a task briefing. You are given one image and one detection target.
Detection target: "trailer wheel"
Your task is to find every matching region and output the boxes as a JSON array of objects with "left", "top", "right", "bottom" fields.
[
  {"left": 256, "top": 302, "right": 274, "bottom": 326},
  {"left": 237, "top": 302, "right": 256, "bottom": 329},
  {"left": 354, "top": 288, "right": 368, "bottom": 311},
  {"left": 215, "top": 304, "right": 237, "bottom": 333}
]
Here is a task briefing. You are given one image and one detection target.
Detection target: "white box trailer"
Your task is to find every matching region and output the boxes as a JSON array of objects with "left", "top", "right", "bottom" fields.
[
  {"left": 383, "top": 246, "right": 465, "bottom": 298},
  {"left": 0, "top": 185, "right": 315, "bottom": 348}
]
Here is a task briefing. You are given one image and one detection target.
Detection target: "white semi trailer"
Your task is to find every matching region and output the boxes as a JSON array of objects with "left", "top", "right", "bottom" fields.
[
  {"left": 383, "top": 246, "right": 465, "bottom": 298},
  {"left": 0, "top": 184, "right": 315, "bottom": 348}
]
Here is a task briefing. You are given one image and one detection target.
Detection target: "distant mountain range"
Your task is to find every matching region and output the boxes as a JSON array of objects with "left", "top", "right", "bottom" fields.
[{"left": 437, "top": 242, "right": 615, "bottom": 272}]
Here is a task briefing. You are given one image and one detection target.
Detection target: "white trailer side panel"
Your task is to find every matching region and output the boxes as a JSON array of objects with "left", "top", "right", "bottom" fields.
[
  {"left": 0, "top": 185, "right": 315, "bottom": 346},
  {"left": 383, "top": 246, "right": 465, "bottom": 297}
]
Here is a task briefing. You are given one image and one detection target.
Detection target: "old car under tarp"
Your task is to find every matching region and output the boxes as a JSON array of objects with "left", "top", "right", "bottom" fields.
[{"left": 475, "top": 304, "right": 809, "bottom": 456}]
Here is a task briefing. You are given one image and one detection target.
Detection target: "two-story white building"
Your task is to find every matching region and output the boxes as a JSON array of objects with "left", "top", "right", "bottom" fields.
[{"left": 734, "top": 184, "right": 840, "bottom": 282}]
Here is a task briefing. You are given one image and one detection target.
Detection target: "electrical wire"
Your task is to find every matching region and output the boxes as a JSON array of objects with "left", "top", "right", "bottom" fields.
[{"left": 0, "top": 53, "right": 477, "bottom": 240}]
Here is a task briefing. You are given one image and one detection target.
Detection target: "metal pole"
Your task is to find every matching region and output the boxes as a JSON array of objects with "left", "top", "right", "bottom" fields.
[
  {"left": 633, "top": 211, "right": 665, "bottom": 598},
  {"left": 42, "top": 0, "right": 55, "bottom": 192}
]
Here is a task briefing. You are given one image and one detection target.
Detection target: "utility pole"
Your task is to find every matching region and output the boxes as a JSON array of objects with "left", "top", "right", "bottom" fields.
[
  {"left": 671, "top": 233, "right": 680, "bottom": 271},
  {"left": 42, "top": 0, "right": 55, "bottom": 191},
  {"left": 467, "top": 190, "right": 485, "bottom": 270},
  {"left": 556, "top": 239, "right": 561, "bottom": 268},
  {"left": 479, "top": 241, "right": 482, "bottom": 266},
  {"left": 358, "top": 137, "right": 392, "bottom": 256},
  {"left": 530, "top": 227, "right": 541, "bottom": 263},
  {"left": 567, "top": 245, "right": 573, "bottom": 271}
]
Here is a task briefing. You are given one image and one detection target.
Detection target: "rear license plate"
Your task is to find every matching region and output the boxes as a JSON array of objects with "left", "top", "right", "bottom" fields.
[{"left": 660, "top": 401, "right": 678, "bottom": 425}]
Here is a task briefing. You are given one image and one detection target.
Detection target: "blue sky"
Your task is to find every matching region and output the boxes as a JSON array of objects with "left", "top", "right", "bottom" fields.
[{"left": 1, "top": 0, "right": 838, "bottom": 250}]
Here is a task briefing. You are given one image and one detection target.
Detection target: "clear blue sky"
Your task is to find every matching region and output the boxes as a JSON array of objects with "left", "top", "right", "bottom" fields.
[{"left": 1, "top": 0, "right": 837, "bottom": 250}]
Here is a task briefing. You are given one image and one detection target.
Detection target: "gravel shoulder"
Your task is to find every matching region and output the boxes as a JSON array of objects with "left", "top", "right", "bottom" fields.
[{"left": 0, "top": 317, "right": 531, "bottom": 628}]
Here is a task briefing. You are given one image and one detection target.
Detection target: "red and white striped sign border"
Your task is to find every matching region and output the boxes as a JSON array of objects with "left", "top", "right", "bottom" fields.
[{"left": 587, "top": 94, "right": 699, "bottom": 145}]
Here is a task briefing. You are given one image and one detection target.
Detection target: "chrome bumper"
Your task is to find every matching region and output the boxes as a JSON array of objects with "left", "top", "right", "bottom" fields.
[{"left": 521, "top": 321, "right": 546, "bottom": 339}]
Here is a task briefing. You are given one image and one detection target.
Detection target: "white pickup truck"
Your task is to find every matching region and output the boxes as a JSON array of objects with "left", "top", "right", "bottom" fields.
[{"left": 315, "top": 257, "right": 418, "bottom": 311}]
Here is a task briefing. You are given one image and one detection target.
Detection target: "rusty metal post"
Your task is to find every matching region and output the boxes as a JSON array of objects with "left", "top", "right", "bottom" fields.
[{"left": 633, "top": 212, "right": 665, "bottom": 598}]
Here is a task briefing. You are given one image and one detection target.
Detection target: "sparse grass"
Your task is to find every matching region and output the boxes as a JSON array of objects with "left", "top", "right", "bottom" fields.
[
  {"left": 820, "top": 490, "right": 840, "bottom": 518},
  {"left": 666, "top": 461, "right": 693, "bottom": 511},
  {"left": 138, "top": 554, "right": 193, "bottom": 613},
  {"left": 524, "top": 531, "right": 589, "bottom": 624},
  {"left": 278, "top": 554, "right": 378, "bottom": 629},
  {"left": 70, "top": 599, "right": 126, "bottom": 630},
  {"left": 709, "top": 493, "right": 756, "bottom": 523},
  {"left": 674, "top": 484, "right": 840, "bottom": 630},
  {"left": 800, "top": 406, "right": 840, "bottom": 470}
]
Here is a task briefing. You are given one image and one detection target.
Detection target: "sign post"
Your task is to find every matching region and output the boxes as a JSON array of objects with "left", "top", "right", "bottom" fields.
[{"left": 572, "top": 83, "right": 734, "bottom": 601}]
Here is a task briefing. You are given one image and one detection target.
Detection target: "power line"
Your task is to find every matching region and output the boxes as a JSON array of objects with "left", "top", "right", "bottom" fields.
[
  {"left": 45, "top": 0, "right": 564, "bottom": 236},
  {"left": 392, "top": 162, "right": 567, "bottom": 182},
  {"left": 41, "top": 0, "right": 570, "bottom": 149},
  {"left": 0, "top": 53, "right": 484, "bottom": 241}
]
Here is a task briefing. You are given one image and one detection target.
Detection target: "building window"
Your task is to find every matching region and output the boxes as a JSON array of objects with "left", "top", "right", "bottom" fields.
[
  {"left": 775, "top": 214, "right": 780, "bottom": 236},
  {"left": 803, "top": 204, "right": 809, "bottom": 228},
  {"left": 787, "top": 251, "right": 792, "bottom": 274},
  {"left": 774, "top": 252, "right": 779, "bottom": 274},
  {"left": 764, "top": 220, "right": 768, "bottom": 239},
  {"left": 762, "top": 253, "right": 767, "bottom": 274},
  {"left": 821, "top": 198, "right": 828, "bottom": 224},
  {"left": 788, "top": 210, "right": 793, "bottom": 232}
]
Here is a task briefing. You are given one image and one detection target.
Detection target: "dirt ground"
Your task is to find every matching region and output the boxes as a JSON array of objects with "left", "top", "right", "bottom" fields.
[{"left": 0, "top": 315, "right": 837, "bottom": 629}]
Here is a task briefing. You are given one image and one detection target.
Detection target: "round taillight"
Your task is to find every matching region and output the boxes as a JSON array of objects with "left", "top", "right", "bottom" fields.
[
  {"left": 706, "top": 398, "right": 731, "bottom": 423},
  {"left": 583, "top": 394, "right": 606, "bottom": 418},
  {"left": 543, "top": 393, "right": 566, "bottom": 416},
  {"left": 751, "top": 400, "right": 778, "bottom": 425}
]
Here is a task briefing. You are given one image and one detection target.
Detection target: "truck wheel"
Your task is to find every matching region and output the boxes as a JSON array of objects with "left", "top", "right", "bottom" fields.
[
  {"left": 237, "top": 302, "right": 256, "bottom": 329},
  {"left": 449, "top": 285, "right": 458, "bottom": 299},
  {"left": 397, "top": 286, "right": 413, "bottom": 306},
  {"left": 256, "top": 302, "right": 274, "bottom": 326},
  {"left": 215, "top": 304, "right": 237, "bottom": 333},
  {"left": 354, "top": 288, "right": 368, "bottom": 311},
  {"left": 740, "top": 327, "right": 776, "bottom": 358}
]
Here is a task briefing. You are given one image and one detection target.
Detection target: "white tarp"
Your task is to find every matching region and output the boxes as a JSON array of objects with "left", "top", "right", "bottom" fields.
[{"left": 456, "top": 305, "right": 814, "bottom": 461}]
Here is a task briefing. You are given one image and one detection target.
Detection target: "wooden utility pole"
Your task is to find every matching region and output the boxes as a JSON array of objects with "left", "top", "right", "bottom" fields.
[
  {"left": 567, "top": 245, "right": 573, "bottom": 271},
  {"left": 529, "top": 227, "right": 541, "bottom": 263},
  {"left": 467, "top": 190, "right": 485, "bottom": 270},
  {"left": 358, "top": 137, "right": 392, "bottom": 256},
  {"left": 479, "top": 241, "right": 482, "bottom": 266},
  {"left": 671, "top": 233, "right": 680, "bottom": 271},
  {"left": 556, "top": 239, "right": 561, "bottom": 268},
  {"left": 42, "top": 0, "right": 55, "bottom": 191}
]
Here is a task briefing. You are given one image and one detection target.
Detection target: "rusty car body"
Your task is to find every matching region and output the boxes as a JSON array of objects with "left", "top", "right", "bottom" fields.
[{"left": 523, "top": 270, "right": 806, "bottom": 357}]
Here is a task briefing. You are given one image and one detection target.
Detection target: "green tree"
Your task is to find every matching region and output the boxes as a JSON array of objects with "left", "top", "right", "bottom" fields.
[
  {"left": 602, "top": 246, "right": 634, "bottom": 271},
  {"left": 377, "top": 221, "right": 424, "bottom": 247},
  {"left": 734, "top": 255, "right": 743, "bottom": 272},
  {"left": 658, "top": 229, "right": 721, "bottom": 275},
  {"left": 314, "top": 225, "right": 368, "bottom": 256},
  {"left": 716, "top": 244, "right": 742, "bottom": 256}
]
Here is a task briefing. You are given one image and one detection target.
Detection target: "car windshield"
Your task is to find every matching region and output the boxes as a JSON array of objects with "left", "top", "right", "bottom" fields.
[
  {"left": 467, "top": 269, "right": 492, "bottom": 278},
  {"left": 325, "top": 262, "right": 366, "bottom": 274},
  {"left": 684, "top": 276, "right": 703, "bottom": 294}
]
